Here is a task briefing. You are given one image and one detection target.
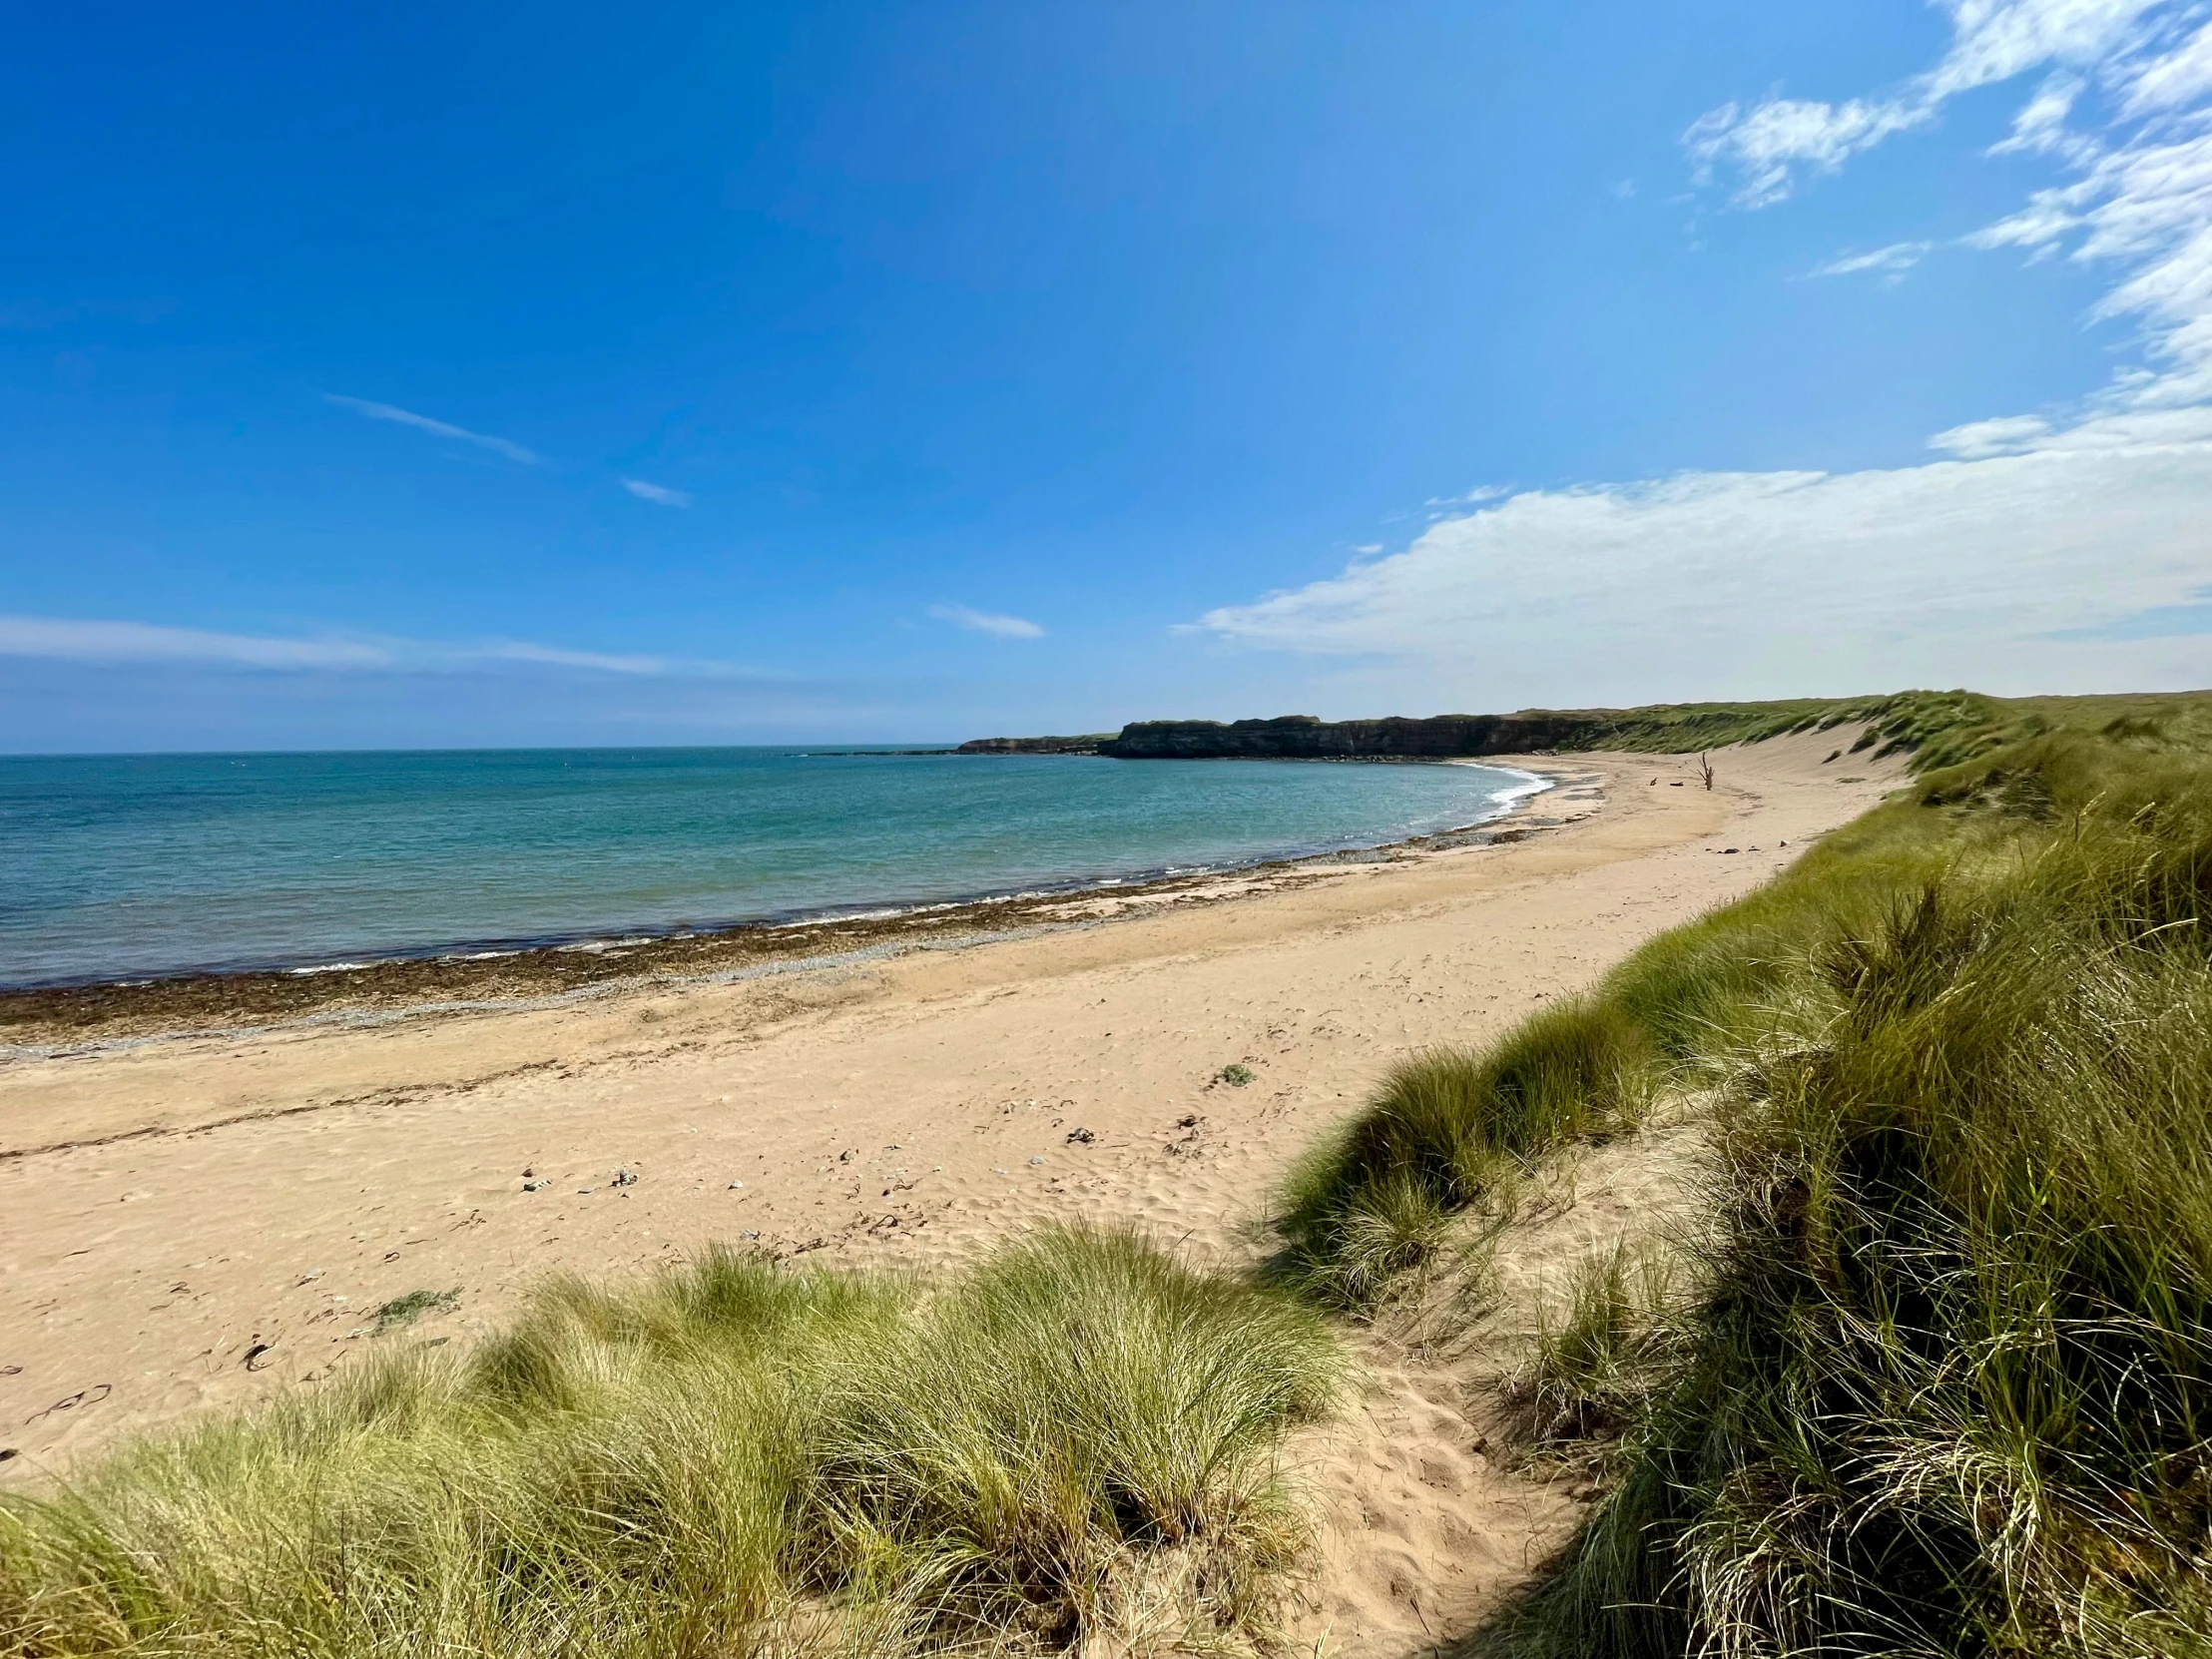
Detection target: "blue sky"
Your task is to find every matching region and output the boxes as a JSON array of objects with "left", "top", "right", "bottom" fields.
[{"left": 5, "top": 0, "right": 2209, "bottom": 750}]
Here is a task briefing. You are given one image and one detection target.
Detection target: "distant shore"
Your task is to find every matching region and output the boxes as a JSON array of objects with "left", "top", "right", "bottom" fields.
[{"left": 0, "top": 767, "right": 1553, "bottom": 1053}]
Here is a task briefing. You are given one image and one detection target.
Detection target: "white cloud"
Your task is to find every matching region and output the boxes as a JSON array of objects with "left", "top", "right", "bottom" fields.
[
  {"left": 0, "top": 616, "right": 677, "bottom": 676},
  {"left": 1685, "top": 0, "right": 2168, "bottom": 208},
  {"left": 1928, "top": 413, "right": 2057, "bottom": 455},
  {"left": 323, "top": 394, "right": 539, "bottom": 464},
  {"left": 1197, "top": 411, "right": 2212, "bottom": 702},
  {"left": 622, "top": 477, "right": 693, "bottom": 507},
  {"left": 1929, "top": 0, "right": 2164, "bottom": 97},
  {"left": 1988, "top": 73, "right": 2090, "bottom": 157},
  {"left": 480, "top": 642, "right": 667, "bottom": 675},
  {"left": 927, "top": 603, "right": 1047, "bottom": 639},
  {"left": 1686, "top": 97, "right": 1930, "bottom": 209},
  {"left": 1808, "top": 241, "right": 1935, "bottom": 277},
  {"left": 0, "top": 616, "right": 394, "bottom": 670},
  {"left": 2120, "top": 16, "right": 2212, "bottom": 112},
  {"left": 1979, "top": 123, "right": 2212, "bottom": 406}
]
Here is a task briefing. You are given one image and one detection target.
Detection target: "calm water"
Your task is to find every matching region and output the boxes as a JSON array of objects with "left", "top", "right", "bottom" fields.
[{"left": 0, "top": 749, "right": 1542, "bottom": 987}]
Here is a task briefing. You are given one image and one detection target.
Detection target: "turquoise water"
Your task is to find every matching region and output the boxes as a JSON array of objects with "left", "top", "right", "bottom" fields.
[{"left": 0, "top": 749, "right": 1541, "bottom": 987}]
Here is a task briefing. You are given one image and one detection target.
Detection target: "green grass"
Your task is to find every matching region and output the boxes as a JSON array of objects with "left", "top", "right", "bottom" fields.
[
  {"left": 1276, "top": 998, "right": 1652, "bottom": 1305},
  {"left": 0, "top": 1227, "right": 1342, "bottom": 1659},
  {"left": 1278, "top": 693, "right": 2212, "bottom": 1656},
  {"left": 1501, "top": 1243, "right": 1677, "bottom": 1459},
  {"left": 370, "top": 1286, "right": 459, "bottom": 1335},
  {"left": 1516, "top": 787, "right": 2212, "bottom": 1658},
  {"left": 1542, "top": 685, "right": 2212, "bottom": 772}
]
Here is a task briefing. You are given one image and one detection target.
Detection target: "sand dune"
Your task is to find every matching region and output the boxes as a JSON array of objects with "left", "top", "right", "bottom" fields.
[{"left": 0, "top": 730, "right": 1907, "bottom": 1650}]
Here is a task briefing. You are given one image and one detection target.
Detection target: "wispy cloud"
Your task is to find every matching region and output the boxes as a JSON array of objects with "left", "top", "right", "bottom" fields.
[
  {"left": 481, "top": 641, "right": 666, "bottom": 675},
  {"left": 1928, "top": 413, "right": 2058, "bottom": 457},
  {"left": 0, "top": 615, "right": 676, "bottom": 676},
  {"left": 1685, "top": 1, "right": 2169, "bottom": 209},
  {"left": 1807, "top": 241, "right": 1934, "bottom": 279},
  {"left": 622, "top": 477, "right": 693, "bottom": 507},
  {"left": 1686, "top": 96, "right": 1932, "bottom": 210},
  {"left": 0, "top": 616, "right": 393, "bottom": 670},
  {"left": 1690, "top": 1, "right": 2212, "bottom": 417},
  {"left": 927, "top": 603, "right": 1047, "bottom": 639},
  {"left": 322, "top": 394, "right": 539, "bottom": 464}
]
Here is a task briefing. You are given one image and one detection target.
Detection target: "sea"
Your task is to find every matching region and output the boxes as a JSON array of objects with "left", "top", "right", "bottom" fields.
[{"left": 0, "top": 748, "right": 1545, "bottom": 989}]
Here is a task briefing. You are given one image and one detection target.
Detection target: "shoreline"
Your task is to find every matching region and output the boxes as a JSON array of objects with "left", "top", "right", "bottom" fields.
[
  {"left": 0, "top": 733, "right": 1909, "bottom": 1489},
  {"left": 0, "top": 765, "right": 1556, "bottom": 1055}
]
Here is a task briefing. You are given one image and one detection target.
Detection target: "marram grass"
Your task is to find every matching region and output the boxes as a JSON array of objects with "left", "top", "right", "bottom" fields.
[
  {"left": 0, "top": 1226, "right": 1342, "bottom": 1659},
  {"left": 1283, "top": 702, "right": 2212, "bottom": 1656}
]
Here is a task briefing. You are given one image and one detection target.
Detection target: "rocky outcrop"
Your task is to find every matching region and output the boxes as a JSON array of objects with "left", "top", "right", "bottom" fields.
[
  {"left": 955, "top": 734, "right": 1119, "bottom": 755},
  {"left": 1099, "top": 713, "right": 1609, "bottom": 759}
]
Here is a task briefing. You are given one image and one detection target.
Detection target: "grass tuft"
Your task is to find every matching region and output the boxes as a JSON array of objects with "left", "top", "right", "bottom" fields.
[
  {"left": 0, "top": 1226, "right": 1341, "bottom": 1659},
  {"left": 370, "top": 1286, "right": 459, "bottom": 1335},
  {"left": 1277, "top": 999, "right": 1651, "bottom": 1304},
  {"left": 1502, "top": 1243, "right": 1677, "bottom": 1458}
]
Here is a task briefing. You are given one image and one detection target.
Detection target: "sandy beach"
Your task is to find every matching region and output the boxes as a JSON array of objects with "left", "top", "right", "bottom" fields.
[{"left": 0, "top": 731, "right": 1907, "bottom": 1646}]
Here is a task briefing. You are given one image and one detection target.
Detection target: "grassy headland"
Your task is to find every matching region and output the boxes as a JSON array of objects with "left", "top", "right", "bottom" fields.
[
  {"left": 1276, "top": 688, "right": 2212, "bottom": 1656},
  {"left": 966, "top": 686, "right": 2184, "bottom": 764}
]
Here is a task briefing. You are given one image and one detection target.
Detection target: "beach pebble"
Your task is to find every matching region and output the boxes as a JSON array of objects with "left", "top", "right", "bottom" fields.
[
  {"left": 296, "top": 1269, "right": 323, "bottom": 1286},
  {"left": 728, "top": 1180, "right": 745, "bottom": 1190},
  {"left": 1028, "top": 1155, "right": 1046, "bottom": 1166},
  {"left": 522, "top": 1179, "right": 549, "bottom": 1191}
]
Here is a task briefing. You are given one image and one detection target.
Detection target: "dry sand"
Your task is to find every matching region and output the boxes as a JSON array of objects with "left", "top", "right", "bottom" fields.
[{"left": 0, "top": 730, "right": 1909, "bottom": 1650}]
